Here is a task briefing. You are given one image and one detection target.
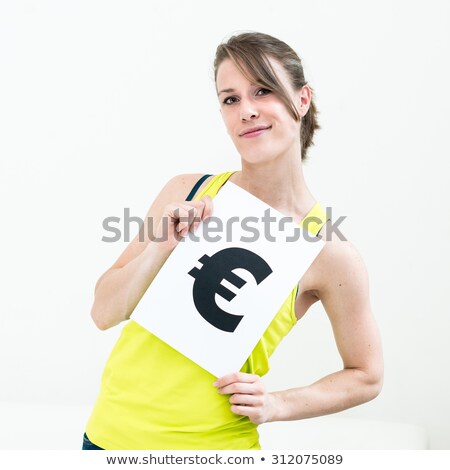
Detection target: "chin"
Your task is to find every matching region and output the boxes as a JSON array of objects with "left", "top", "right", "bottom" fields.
[
  {"left": 240, "top": 155, "right": 273, "bottom": 166},
  {"left": 239, "top": 146, "right": 282, "bottom": 165}
]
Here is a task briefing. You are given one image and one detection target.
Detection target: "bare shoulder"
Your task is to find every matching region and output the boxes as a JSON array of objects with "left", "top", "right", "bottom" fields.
[
  {"left": 97, "top": 172, "right": 214, "bottom": 276},
  {"left": 295, "top": 222, "right": 368, "bottom": 320},
  {"left": 299, "top": 221, "right": 369, "bottom": 299},
  {"left": 163, "top": 173, "right": 214, "bottom": 201}
]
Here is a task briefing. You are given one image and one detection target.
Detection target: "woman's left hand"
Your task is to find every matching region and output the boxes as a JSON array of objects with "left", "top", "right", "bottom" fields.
[{"left": 213, "top": 372, "right": 276, "bottom": 424}]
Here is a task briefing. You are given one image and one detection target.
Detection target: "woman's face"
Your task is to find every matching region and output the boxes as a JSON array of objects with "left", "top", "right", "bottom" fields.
[{"left": 216, "top": 56, "right": 310, "bottom": 164}]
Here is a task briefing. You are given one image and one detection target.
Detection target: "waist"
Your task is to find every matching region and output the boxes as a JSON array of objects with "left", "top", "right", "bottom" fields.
[
  {"left": 86, "top": 321, "right": 261, "bottom": 449},
  {"left": 86, "top": 397, "right": 261, "bottom": 450}
]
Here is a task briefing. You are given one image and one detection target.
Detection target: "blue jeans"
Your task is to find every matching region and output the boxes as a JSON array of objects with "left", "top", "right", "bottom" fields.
[{"left": 82, "top": 432, "right": 104, "bottom": 450}]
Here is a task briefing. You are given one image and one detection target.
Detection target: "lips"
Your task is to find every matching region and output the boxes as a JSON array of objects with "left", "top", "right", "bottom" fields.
[{"left": 240, "top": 125, "right": 272, "bottom": 137}]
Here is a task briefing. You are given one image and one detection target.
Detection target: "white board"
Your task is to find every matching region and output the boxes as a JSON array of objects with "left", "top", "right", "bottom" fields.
[{"left": 131, "top": 182, "right": 325, "bottom": 377}]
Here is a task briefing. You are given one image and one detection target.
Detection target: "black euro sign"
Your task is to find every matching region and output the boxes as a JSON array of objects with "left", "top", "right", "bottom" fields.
[{"left": 187, "top": 247, "right": 273, "bottom": 333}]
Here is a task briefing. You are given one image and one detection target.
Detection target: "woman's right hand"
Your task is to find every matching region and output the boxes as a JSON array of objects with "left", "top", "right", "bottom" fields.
[{"left": 154, "top": 195, "right": 213, "bottom": 251}]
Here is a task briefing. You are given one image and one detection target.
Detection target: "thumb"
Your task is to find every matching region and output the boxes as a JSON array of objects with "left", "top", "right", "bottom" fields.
[{"left": 200, "top": 194, "right": 213, "bottom": 220}]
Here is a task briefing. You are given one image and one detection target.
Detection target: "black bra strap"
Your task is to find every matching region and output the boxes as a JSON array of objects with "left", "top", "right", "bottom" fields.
[{"left": 185, "top": 174, "right": 213, "bottom": 201}]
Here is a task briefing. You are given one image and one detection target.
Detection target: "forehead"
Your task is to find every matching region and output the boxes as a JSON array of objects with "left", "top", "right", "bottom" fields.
[{"left": 216, "top": 55, "right": 289, "bottom": 92}]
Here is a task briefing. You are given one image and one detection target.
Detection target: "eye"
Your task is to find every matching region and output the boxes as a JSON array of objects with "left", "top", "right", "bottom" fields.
[
  {"left": 257, "top": 88, "right": 271, "bottom": 96},
  {"left": 223, "top": 96, "right": 238, "bottom": 105},
  {"left": 222, "top": 88, "right": 272, "bottom": 105}
]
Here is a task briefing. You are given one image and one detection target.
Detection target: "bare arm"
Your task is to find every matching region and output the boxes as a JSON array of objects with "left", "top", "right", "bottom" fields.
[
  {"left": 214, "top": 237, "right": 384, "bottom": 424},
  {"left": 269, "top": 238, "right": 384, "bottom": 421},
  {"left": 90, "top": 243, "right": 173, "bottom": 330},
  {"left": 90, "top": 173, "right": 213, "bottom": 330}
]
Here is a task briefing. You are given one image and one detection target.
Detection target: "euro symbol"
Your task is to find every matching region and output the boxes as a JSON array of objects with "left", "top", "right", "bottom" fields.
[{"left": 188, "top": 247, "right": 273, "bottom": 332}]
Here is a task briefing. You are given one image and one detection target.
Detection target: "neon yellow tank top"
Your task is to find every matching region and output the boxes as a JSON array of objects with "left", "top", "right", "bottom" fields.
[{"left": 85, "top": 171, "right": 328, "bottom": 450}]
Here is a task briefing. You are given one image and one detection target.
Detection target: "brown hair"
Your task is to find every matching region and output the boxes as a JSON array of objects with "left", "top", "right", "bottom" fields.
[{"left": 214, "top": 32, "right": 320, "bottom": 162}]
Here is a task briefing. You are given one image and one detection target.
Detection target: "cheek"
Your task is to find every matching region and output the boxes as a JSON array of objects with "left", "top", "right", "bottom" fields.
[
  {"left": 221, "top": 110, "right": 236, "bottom": 133},
  {"left": 277, "top": 111, "right": 300, "bottom": 136}
]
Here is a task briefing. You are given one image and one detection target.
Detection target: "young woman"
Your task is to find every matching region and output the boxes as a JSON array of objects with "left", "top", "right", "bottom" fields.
[{"left": 82, "top": 31, "right": 383, "bottom": 450}]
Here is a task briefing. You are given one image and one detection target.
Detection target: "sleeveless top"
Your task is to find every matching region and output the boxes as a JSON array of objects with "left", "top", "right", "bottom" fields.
[{"left": 85, "top": 171, "right": 329, "bottom": 450}]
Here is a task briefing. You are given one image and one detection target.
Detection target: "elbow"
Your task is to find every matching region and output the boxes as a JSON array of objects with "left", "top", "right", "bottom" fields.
[
  {"left": 368, "top": 376, "right": 383, "bottom": 401},
  {"left": 371, "top": 360, "right": 384, "bottom": 399},
  {"left": 363, "top": 367, "right": 384, "bottom": 402},
  {"left": 91, "top": 310, "right": 106, "bottom": 331},
  {"left": 374, "top": 371, "right": 384, "bottom": 397},
  {"left": 90, "top": 273, "right": 115, "bottom": 331},
  {"left": 90, "top": 305, "right": 110, "bottom": 331},
  {"left": 90, "top": 303, "right": 126, "bottom": 331},
  {"left": 350, "top": 364, "right": 384, "bottom": 404}
]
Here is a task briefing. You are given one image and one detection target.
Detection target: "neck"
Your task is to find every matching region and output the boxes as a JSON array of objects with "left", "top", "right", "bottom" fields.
[{"left": 230, "top": 158, "right": 316, "bottom": 223}]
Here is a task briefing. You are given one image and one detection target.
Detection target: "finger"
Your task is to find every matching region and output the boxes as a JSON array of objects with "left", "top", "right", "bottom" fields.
[
  {"left": 188, "top": 200, "right": 206, "bottom": 233},
  {"left": 230, "top": 404, "right": 260, "bottom": 420},
  {"left": 178, "top": 200, "right": 205, "bottom": 234},
  {"left": 167, "top": 203, "right": 195, "bottom": 223},
  {"left": 230, "top": 404, "right": 250, "bottom": 415},
  {"left": 170, "top": 204, "right": 197, "bottom": 235},
  {"left": 200, "top": 195, "right": 213, "bottom": 220},
  {"left": 229, "top": 393, "right": 262, "bottom": 406},
  {"left": 218, "top": 381, "right": 262, "bottom": 396},
  {"left": 214, "top": 372, "right": 259, "bottom": 389}
]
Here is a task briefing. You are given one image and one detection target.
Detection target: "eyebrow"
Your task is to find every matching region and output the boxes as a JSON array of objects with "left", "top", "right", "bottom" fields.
[{"left": 218, "top": 88, "right": 236, "bottom": 96}]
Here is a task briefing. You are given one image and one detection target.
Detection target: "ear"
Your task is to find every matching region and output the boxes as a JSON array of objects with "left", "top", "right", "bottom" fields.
[{"left": 297, "top": 84, "right": 312, "bottom": 117}]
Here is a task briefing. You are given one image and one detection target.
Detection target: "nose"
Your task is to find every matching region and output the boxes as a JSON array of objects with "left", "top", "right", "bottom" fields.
[{"left": 240, "top": 98, "right": 259, "bottom": 121}]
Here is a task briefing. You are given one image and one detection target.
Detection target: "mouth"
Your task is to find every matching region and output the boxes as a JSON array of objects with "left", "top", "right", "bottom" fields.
[{"left": 241, "top": 126, "right": 272, "bottom": 138}]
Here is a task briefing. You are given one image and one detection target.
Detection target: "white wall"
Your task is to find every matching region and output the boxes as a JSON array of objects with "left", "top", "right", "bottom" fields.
[{"left": 1, "top": 0, "right": 449, "bottom": 449}]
